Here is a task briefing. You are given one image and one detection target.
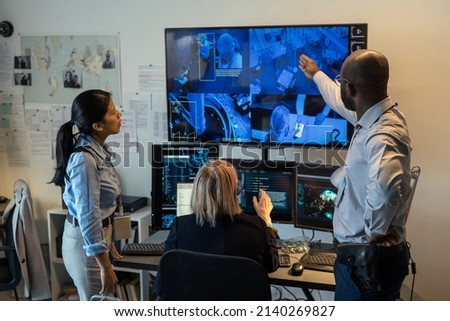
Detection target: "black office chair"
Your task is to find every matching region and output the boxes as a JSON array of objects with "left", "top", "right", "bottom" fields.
[
  {"left": 0, "top": 200, "right": 22, "bottom": 301},
  {"left": 159, "top": 249, "right": 272, "bottom": 301}
]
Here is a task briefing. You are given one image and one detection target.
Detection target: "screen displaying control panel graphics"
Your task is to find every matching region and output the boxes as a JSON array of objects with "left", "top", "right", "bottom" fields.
[
  {"left": 165, "top": 23, "right": 367, "bottom": 147},
  {"left": 295, "top": 164, "right": 340, "bottom": 232},
  {"left": 161, "top": 154, "right": 203, "bottom": 208},
  {"left": 151, "top": 143, "right": 219, "bottom": 230},
  {"left": 226, "top": 159, "right": 297, "bottom": 224}
]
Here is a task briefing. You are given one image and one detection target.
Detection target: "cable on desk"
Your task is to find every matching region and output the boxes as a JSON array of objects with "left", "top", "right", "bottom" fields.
[
  {"left": 270, "top": 285, "right": 283, "bottom": 301},
  {"left": 301, "top": 228, "right": 316, "bottom": 244},
  {"left": 271, "top": 285, "right": 309, "bottom": 301},
  {"left": 406, "top": 241, "right": 417, "bottom": 301},
  {"left": 282, "top": 286, "right": 303, "bottom": 301},
  {"left": 312, "top": 289, "right": 323, "bottom": 301}
]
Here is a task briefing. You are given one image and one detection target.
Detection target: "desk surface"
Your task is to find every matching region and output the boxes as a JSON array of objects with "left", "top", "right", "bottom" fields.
[
  {"left": 114, "top": 254, "right": 161, "bottom": 271},
  {"left": 268, "top": 253, "right": 335, "bottom": 292},
  {"left": 114, "top": 253, "right": 335, "bottom": 293},
  {"left": 113, "top": 231, "right": 336, "bottom": 293}
]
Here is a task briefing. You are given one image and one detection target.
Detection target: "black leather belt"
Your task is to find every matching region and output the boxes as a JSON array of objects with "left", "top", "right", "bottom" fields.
[
  {"left": 333, "top": 238, "right": 406, "bottom": 260},
  {"left": 66, "top": 213, "right": 114, "bottom": 228},
  {"left": 377, "top": 241, "right": 407, "bottom": 260}
]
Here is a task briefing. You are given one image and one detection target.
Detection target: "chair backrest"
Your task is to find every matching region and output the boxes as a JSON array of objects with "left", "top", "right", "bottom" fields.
[
  {"left": 0, "top": 201, "right": 22, "bottom": 299},
  {"left": 405, "top": 166, "right": 421, "bottom": 222},
  {"left": 1, "top": 179, "right": 51, "bottom": 300},
  {"left": 159, "top": 249, "right": 272, "bottom": 301}
]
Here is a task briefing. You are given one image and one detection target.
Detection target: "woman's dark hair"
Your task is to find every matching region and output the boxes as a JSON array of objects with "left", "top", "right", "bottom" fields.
[{"left": 49, "top": 89, "right": 112, "bottom": 186}]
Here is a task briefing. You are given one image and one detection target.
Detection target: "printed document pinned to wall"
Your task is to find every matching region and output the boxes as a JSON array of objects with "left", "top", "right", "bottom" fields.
[
  {"left": 124, "top": 91, "right": 150, "bottom": 130},
  {"left": 0, "top": 41, "right": 14, "bottom": 89},
  {"left": 136, "top": 65, "right": 168, "bottom": 142},
  {"left": 138, "top": 65, "right": 165, "bottom": 92}
]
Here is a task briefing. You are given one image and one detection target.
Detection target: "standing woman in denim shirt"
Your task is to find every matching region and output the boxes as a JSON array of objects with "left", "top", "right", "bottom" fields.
[{"left": 50, "top": 89, "right": 122, "bottom": 300}]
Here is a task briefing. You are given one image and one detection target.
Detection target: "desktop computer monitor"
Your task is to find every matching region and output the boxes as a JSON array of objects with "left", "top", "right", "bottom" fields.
[
  {"left": 295, "top": 164, "right": 340, "bottom": 233},
  {"left": 225, "top": 158, "right": 297, "bottom": 224},
  {"left": 151, "top": 142, "right": 219, "bottom": 230}
]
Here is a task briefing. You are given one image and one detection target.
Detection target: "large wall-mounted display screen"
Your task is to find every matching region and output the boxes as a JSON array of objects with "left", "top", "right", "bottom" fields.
[{"left": 165, "top": 24, "right": 367, "bottom": 147}]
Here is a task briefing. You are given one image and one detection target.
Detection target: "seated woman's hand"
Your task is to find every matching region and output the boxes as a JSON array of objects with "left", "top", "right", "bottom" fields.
[{"left": 252, "top": 189, "right": 273, "bottom": 224}]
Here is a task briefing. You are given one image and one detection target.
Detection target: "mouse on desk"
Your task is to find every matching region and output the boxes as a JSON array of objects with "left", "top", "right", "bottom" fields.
[
  {"left": 290, "top": 262, "right": 304, "bottom": 276},
  {"left": 0, "top": 195, "right": 8, "bottom": 203}
]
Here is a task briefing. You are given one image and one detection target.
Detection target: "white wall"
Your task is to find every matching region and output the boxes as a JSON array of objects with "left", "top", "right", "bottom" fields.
[{"left": 0, "top": 0, "right": 449, "bottom": 300}]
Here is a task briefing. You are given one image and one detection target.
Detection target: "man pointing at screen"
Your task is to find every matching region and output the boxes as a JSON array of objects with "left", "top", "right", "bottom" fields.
[{"left": 299, "top": 50, "right": 412, "bottom": 301}]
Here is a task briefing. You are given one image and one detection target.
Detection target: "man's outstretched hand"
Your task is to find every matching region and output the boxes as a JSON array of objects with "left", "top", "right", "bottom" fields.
[{"left": 299, "top": 54, "right": 320, "bottom": 79}]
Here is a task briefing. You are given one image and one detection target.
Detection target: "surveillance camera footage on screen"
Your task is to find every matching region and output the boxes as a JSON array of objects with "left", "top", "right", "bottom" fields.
[{"left": 165, "top": 24, "right": 367, "bottom": 147}]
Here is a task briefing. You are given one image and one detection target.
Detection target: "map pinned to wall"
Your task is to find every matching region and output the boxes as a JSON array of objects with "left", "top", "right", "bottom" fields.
[{"left": 20, "top": 34, "right": 121, "bottom": 105}]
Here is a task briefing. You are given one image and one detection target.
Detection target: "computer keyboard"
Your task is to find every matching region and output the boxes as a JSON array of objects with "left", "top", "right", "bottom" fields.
[
  {"left": 298, "top": 252, "right": 336, "bottom": 272},
  {"left": 121, "top": 242, "right": 165, "bottom": 256}
]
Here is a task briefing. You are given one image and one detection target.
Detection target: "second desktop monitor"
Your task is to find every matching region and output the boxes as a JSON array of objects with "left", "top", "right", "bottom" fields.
[{"left": 226, "top": 158, "right": 297, "bottom": 224}]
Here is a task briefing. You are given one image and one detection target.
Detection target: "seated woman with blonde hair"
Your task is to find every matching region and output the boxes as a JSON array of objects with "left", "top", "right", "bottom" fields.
[{"left": 155, "top": 159, "right": 279, "bottom": 299}]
